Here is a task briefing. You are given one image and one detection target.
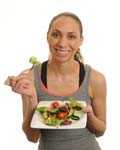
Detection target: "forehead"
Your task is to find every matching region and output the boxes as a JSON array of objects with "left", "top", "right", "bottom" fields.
[{"left": 50, "top": 16, "right": 80, "bottom": 33}]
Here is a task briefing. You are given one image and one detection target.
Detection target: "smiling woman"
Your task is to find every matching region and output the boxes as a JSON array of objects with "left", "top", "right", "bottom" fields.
[{"left": 8, "top": 12, "right": 106, "bottom": 150}]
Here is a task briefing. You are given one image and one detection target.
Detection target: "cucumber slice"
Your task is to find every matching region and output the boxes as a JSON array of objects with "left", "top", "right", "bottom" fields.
[{"left": 70, "top": 114, "right": 80, "bottom": 120}]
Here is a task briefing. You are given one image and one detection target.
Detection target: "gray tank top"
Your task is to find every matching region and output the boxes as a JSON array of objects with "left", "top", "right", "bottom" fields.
[{"left": 33, "top": 63, "right": 95, "bottom": 142}]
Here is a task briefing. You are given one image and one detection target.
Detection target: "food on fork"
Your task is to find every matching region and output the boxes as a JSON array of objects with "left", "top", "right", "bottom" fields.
[{"left": 4, "top": 56, "right": 41, "bottom": 86}]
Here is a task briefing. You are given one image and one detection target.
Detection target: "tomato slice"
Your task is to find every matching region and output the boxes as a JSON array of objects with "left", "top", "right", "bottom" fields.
[
  {"left": 57, "top": 112, "right": 68, "bottom": 119},
  {"left": 51, "top": 101, "right": 60, "bottom": 108}
]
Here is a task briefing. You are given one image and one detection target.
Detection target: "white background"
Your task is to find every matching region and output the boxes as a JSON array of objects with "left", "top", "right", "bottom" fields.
[{"left": 0, "top": 0, "right": 120, "bottom": 149}]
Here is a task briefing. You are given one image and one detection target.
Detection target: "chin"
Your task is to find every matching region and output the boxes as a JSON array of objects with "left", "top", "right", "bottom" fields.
[{"left": 53, "top": 56, "right": 72, "bottom": 64}]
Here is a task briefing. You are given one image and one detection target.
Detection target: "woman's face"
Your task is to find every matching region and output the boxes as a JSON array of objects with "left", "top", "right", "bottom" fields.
[{"left": 47, "top": 16, "right": 83, "bottom": 63}]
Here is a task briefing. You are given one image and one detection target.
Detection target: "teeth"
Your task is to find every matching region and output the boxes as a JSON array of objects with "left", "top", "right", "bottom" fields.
[
  {"left": 59, "top": 49, "right": 66, "bottom": 51},
  {"left": 55, "top": 49, "right": 68, "bottom": 52},
  {"left": 59, "top": 50, "right": 67, "bottom": 52},
  {"left": 55, "top": 49, "right": 69, "bottom": 56}
]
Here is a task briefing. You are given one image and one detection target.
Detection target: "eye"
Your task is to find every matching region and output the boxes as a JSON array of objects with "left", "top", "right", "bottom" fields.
[
  {"left": 51, "top": 32, "right": 60, "bottom": 38},
  {"left": 68, "top": 34, "right": 76, "bottom": 40}
]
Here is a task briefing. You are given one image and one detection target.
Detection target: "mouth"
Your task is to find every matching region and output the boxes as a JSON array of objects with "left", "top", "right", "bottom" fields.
[{"left": 54, "top": 48, "right": 70, "bottom": 56}]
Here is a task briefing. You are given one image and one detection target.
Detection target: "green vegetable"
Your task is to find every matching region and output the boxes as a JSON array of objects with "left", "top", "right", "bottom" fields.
[
  {"left": 74, "top": 110, "right": 84, "bottom": 118},
  {"left": 73, "top": 105, "right": 82, "bottom": 111},
  {"left": 68, "top": 98, "right": 83, "bottom": 110},
  {"left": 45, "top": 117, "right": 63, "bottom": 126},
  {"left": 71, "top": 114, "right": 80, "bottom": 120},
  {"left": 48, "top": 108, "right": 59, "bottom": 114},
  {"left": 69, "top": 99, "right": 79, "bottom": 107},
  {"left": 36, "top": 106, "right": 48, "bottom": 113},
  {"left": 29, "top": 56, "right": 40, "bottom": 65}
]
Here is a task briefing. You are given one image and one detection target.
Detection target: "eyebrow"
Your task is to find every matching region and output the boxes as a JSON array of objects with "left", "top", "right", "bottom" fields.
[{"left": 51, "top": 29, "right": 77, "bottom": 34}]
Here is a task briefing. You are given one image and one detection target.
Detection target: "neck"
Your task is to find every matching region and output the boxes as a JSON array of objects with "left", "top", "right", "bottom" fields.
[{"left": 48, "top": 59, "right": 79, "bottom": 76}]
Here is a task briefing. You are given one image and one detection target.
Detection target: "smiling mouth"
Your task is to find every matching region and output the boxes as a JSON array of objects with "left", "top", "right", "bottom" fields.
[{"left": 55, "top": 48, "right": 70, "bottom": 56}]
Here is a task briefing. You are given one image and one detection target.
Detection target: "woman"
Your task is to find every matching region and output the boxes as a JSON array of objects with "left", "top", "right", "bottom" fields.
[{"left": 10, "top": 12, "right": 106, "bottom": 150}]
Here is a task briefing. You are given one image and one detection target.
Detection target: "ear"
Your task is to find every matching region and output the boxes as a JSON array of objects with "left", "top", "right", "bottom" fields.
[
  {"left": 47, "top": 31, "right": 50, "bottom": 43},
  {"left": 79, "top": 36, "right": 84, "bottom": 46}
]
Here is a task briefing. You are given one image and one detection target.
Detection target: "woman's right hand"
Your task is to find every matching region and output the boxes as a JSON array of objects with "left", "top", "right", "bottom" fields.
[{"left": 9, "top": 72, "right": 38, "bottom": 106}]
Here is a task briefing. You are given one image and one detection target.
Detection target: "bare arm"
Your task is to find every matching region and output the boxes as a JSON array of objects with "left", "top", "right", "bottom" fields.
[
  {"left": 22, "top": 95, "right": 40, "bottom": 143},
  {"left": 10, "top": 69, "right": 40, "bottom": 143},
  {"left": 86, "top": 69, "right": 107, "bottom": 137},
  {"left": 21, "top": 70, "right": 41, "bottom": 143}
]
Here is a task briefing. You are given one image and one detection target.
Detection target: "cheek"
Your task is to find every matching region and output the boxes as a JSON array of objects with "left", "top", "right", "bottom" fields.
[
  {"left": 48, "top": 36, "right": 58, "bottom": 46},
  {"left": 69, "top": 41, "right": 79, "bottom": 51}
]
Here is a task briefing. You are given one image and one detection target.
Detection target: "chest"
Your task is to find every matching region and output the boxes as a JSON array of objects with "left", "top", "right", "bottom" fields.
[
  {"left": 47, "top": 75, "right": 79, "bottom": 95},
  {"left": 46, "top": 75, "right": 93, "bottom": 98}
]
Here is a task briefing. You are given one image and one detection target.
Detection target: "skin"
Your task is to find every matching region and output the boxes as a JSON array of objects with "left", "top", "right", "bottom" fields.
[{"left": 9, "top": 16, "right": 106, "bottom": 142}]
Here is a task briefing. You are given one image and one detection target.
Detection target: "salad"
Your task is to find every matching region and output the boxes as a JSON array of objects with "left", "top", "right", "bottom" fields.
[{"left": 36, "top": 99, "right": 85, "bottom": 127}]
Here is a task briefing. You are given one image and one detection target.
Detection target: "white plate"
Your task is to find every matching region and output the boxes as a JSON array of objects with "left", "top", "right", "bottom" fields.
[{"left": 31, "top": 100, "right": 87, "bottom": 129}]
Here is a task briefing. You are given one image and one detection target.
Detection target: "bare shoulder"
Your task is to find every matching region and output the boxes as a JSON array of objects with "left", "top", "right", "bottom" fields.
[
  {"left": 90, "top": 67, "right": 106, "bottom": 85},
  {"left": 89, "top": 67, "right": 107, "bottom": 98}
]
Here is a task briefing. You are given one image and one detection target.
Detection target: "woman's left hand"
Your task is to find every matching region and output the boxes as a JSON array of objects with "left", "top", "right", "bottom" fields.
[{"left": 82, "top": 104, "right": 94, "bottom": 115}]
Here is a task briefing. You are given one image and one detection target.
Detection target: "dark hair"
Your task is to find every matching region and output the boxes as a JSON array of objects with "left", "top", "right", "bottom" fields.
[{"left": 48, "top": 12, "right": 84, "bottom": 63}]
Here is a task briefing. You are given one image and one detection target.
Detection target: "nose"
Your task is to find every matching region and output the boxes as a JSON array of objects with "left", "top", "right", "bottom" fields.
[{"left": 57, "top": 36, "right": 68, "bottom": 48}]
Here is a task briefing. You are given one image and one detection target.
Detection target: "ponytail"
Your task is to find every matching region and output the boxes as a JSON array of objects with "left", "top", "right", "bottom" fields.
[{"left": 74, "top": 49, "right": 84, "bottom": 63}]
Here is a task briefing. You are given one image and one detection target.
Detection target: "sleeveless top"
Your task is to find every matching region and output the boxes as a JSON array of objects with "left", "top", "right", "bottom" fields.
[
  {"left": 40, "top": 60, "right": 85, "bottom": 88},
  {"left": 33, "top": 61, "right": 101, "bottom": 150}
]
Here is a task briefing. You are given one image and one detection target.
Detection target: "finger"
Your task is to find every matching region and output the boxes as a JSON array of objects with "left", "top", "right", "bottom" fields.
[
  {"left": 15, "top": 81, "right": 22, "bottom": 90},
  {"left": 10, "top": 80, "right": 17, "bottom": 87},
  {"left": 14, "top": 79, "right": 31, "bottom": 93},
  {"left": 16, "top": 78, "right": 31, "bottom": 86},
  {"left": 9, "top": 76, "right": 18, "bottom": 86},
  {"left": 12, "top": 76, "right": 30, "bottom": 88},
  {"left": 22, "top": 82, "right": 30, "bottom": 89},
  {"left": 82, "top": 105, "right": 93, "bottom": 114},
  {"left": 12, "top": 84, "right": 26, "bottom": 95},
  {"left": 17, "top": 75, "right": 32, "bottom": 84},
  {"left": 82, "top": 107, "right": 87, "bottom": 113},
  {"left": 12, "top": 86, "right": 20, "bottom": 94}
]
